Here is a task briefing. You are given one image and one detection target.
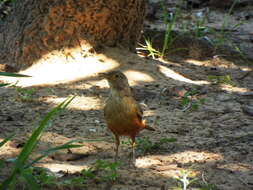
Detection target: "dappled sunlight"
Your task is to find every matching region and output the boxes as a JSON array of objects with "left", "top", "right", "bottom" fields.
[
  {"left": 134, "top": 151, "right": 225, "bottom": 179},
  {"left": 124, "top": 70, "right": 154, "bottom": 85},
  {"left": 133, "top": 151, "right": 235, "bottom": 181},
  {"left": 159, "top": 65, "right": 210, "bottom": 85},
  {"left": 219, "top": 85, "right": 249, "bottom": 93},
  {"left": 218, "top": 163, "right": 253, "bottom": 172},
  {"left": 0, "top": 48, "right": 119, "bottom": 87},
  {"left": 136, "top": 156, "right": 163, "bottom": 168},
  {"left": 186, "top": 59, "right": 207, "bottom": 67},
  {"left": 42, "top": 96, "right": 103, "bottom": 110},
  {"left": 186, "top": 59, "right": 252, "bottom": 71},
  {"left": 71, "top": 78, "right": 108, "bottom": 90},
  {"left": 186, "top": 59, "right": 239, "bottom": 69},
  {"left": 136, "top": 160, "right": 181, "bottom": 179},
  {"left": 37, "top": 163, "right": 90, "bottom": 173},
  {"left": 62, "top": 69, "right": 156, "bottom": 92},
  {"left": 136, "top": 151, "right": 223, "bottom": 170},
  {"left": 0, "top": 139, "right": 20, "bottom": 158},
  {"left": 158, "top": 63, "right": 252, "bottom": 94}
]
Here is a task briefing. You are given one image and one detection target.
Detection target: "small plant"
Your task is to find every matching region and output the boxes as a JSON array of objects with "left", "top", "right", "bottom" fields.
[
  {"left": 207, "top": 75, "right": 233, "bottom": 85},
  {"left": 136, "top": 137, "right": 154, "bottom": 154},
  {"left": 0, "top": 96, "right": 76, "bottom": 190},
  {"left": 175, "top": 170, "right": 197, "bottom": 190},
  {"left": 94, "top": 160, "right": 120, "bottom": 182},
  {"left": 137, "top": 0, "right": 185, "bottom": 59},
  {"left": 193, "top": 15, "right": 208, "bottom": 38},
  {"left": 137, "top": 38, "right": 161, "bottom": 59},
  {"left": 15, "top": 87, "right": 36, "bottom": 102},
  {"left": 217, "top": 0, "right": 236, "bottom": 45},
  {"left": 160, "top": 0, "right": 181, "bottom": 57},
  {"left": 136, "top": 137, "right": 177, "bottom": 154},
  {"left": 174, "top": 170, "right": 219, "bottom": 190},
  {"left": 209, "top": 0, "right": 242, "bottom": 50},
  {"left": 30, "top": 160, "right": 120, "bottom": 189},
  {"left": 35, "top": 166, "right": 90, "bottom": 188},
  {"left": 180, "top": 89, "right": 206, "bottom": 111},
  {"left": 59, "top": 176, "right": 86, "bottom": 188},
  {"left": 81, "top": 167, "right": 95, "bottom": 179},
  {"left": 33, "top": 167, "right": 58, "bottom": 187}
]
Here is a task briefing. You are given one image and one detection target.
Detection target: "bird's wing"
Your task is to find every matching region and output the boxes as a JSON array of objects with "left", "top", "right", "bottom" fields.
[
  {"left": 135, "top": 102, "right": 143, "bottom": 122},
  {"left": 136, "top": 102, "right": 155, "bottom": 131}
]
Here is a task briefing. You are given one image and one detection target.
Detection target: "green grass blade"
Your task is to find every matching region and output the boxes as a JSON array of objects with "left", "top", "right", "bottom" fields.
[
  {"left": 0, "top": 96, "right": 75, "bottom": 190},
  {"left": 0, "top": 72, "right": 31, "bottom": 77},
  {"left": 21, "top": 169, "right": 40, "bottom": 190},
  {"left": 26, "top": 139, "right": 83, "bottom": 168},
  {"left": 61, "top": 96, "right": 75, "bottom": 110},
  {"left": 41, "top": 140, "right": 83, "bottom": 154},
  {"left": 160, "top": 137, "right": 177, "bottom": 143},
  {"left": 14, "top": 97, "right": 70, "bottom": 166},
  {"left": 0, "top": 83, "right": 10, "bottom": 87},
  {"left": 161, "top": 0, "right": 180, "bottom": 57},
  {"left": 0, "top": 134, "right": 14, "bottom": 148}
]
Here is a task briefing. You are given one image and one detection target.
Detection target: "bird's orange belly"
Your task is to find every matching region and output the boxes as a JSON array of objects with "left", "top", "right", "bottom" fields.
[{"left": 107, "top": 118, "right": 144, "bottom": 137}]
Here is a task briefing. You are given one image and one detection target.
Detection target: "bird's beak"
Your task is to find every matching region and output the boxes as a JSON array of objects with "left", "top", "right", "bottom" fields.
[{"left": 98, "top": 72, "right": 109, "bottom": 79}]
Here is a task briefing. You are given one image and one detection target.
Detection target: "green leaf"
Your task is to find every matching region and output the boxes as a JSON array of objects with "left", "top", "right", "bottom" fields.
[
  {"left": 81, "top": 168, "right": 95, "bottom": 179},
  {"left": 0, "top": 160, "right": 4, "bottom": 169},
  {"left": 159, "top": 137, "right": 177, "bottom": 144},
  {"left": 26, "top": 139, "right": 83, "bottom": 168},
  {"left": 21, "top": 169, "right": 40, "bottom": 190},
  {"left": 0, "top": 72, "right": 31, "bottom": 77},
  {"left": 199, "top": 98, "right": 206, "bottom": 104},
  {"left": 180, "top": 97, "right": 190, "bottom": 106},
  {"left": 191, "top": 102, "right": 199, "bottom": 110},
  {"left": 0, "top": 96, "right": 75, "bottom": 190},
  {"left": 0, "top": 83, "right": 10, "bottom": 87}
]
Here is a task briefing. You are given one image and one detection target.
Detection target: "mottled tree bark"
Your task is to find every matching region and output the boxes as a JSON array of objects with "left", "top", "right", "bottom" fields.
[{"left": 0, "top": 0, "right": 145, "bottom": 70}]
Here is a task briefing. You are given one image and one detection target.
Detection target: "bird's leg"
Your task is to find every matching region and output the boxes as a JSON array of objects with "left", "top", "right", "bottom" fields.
[
  {"left": 129, "top": 136, "right": 136, "bottom": 166},
  {"left": 114, "top": 135, "right": 120, "bottom": 162},
  {"left": 132, "top": 139, "right": 136, "bottom": 164}
]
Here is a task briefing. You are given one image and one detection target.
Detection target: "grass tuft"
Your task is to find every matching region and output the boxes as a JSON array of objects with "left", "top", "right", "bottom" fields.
[{"left": 0, "top": 96, "right": 75, "bottom": 190}]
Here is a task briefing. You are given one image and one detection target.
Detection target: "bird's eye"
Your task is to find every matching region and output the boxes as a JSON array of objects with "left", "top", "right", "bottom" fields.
[{"left": 115, "top": 74, "right": 119, "bottom": 78}]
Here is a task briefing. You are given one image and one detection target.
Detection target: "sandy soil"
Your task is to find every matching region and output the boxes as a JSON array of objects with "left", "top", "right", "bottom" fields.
[
  {"left": 0, "top": 1, "right": 253, "bottom": 190},
  {"left": 0, "top": 46, "right": 252, "bottom": 189}
]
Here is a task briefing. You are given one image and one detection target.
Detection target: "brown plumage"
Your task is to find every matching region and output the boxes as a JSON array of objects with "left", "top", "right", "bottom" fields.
[{"left": 100, "top": 70, "right": 155, "bottom": 164}]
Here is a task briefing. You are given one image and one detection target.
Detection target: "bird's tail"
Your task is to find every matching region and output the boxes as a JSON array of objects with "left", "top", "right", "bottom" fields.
[
  {"left": 142, "top": 119, "right": 156, "bottom": 131},
  {"left": 144, "top": 125, "right": 155, "bottom": 131}
]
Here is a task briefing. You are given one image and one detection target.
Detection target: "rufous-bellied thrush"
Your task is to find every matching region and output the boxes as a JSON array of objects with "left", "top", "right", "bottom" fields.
[{"left": 100, "top": 70, "right": 155, "bottom": 164}]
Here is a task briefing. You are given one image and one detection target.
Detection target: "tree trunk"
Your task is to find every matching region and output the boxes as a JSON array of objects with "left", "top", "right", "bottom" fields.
[{"left": 0, "top": 0, "right": 145, "bottom": 71}]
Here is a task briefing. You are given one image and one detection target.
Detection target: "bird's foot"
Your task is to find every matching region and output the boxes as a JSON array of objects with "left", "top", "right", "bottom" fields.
[{"left": 128, "top": 152, "right": 136, "bottom": 168}]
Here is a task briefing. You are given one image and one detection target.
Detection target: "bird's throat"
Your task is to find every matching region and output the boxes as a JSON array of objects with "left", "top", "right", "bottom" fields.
[{"left": 110, "top": 87, "right": 131, "bottom": 99}]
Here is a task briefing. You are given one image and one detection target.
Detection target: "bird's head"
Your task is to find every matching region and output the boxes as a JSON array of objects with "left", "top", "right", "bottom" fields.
[{"left": 99, "top": 70, "right": 130, "bottom": 91}]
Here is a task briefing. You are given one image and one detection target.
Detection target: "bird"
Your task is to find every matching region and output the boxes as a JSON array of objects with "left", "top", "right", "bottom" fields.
[{"left": 99, "top": 70, "right": 155, "bottom": 165}]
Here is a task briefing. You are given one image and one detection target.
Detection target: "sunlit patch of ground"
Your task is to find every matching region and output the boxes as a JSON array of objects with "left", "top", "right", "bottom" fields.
[
  {"left": 0, "top": 49, "right": 119, "bottom": 87},
  {"left": 43, "top": 96, "right": 103, "bottom": 110},
  {"left": 159, "top": 65, "right": 210, "bottom": 85},
  {"left": 220, "top": 85, "right": 249, "bottom": 93},
  {"left": 124, "top": 70, "right": 154, "bottom": 85},
  {"left": 38, "top": 163, "right": 90, "bottom": 173},
  {"left": 136, "top": 151, "right": 223, "bottom": 169},
  {"left": 218, "top": 163, "right": 253, "bottom": 172}
]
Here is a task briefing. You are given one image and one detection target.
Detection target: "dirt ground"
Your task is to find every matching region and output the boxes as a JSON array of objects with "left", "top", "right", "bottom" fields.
[{"left": 1, "top": 1, "right": 253, "bottom": 190}]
